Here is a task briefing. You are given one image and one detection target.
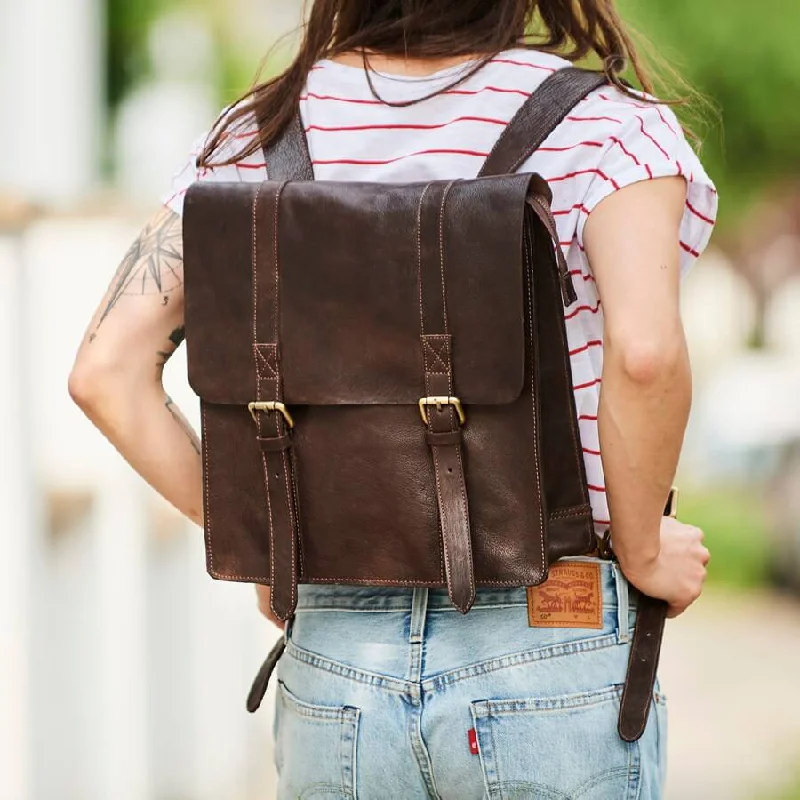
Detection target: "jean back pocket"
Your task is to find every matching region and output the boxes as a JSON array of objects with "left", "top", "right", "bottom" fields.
[
  {"left": 470, "top": 685, "right": 640, "bottom": 800},
  {"left": 275, "top": 679, "right": 361, "bottom": 799}
]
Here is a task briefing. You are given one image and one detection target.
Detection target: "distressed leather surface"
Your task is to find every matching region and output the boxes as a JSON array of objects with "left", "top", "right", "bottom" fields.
[
  {"left": 182, "top": 68, "right": 606, "bottom": 612},
  {"left": 184, "top": 174, "right": 595, "bottom": 595},
  {"left": 191, "top": 65, "right": 665, "bottom": 747},
  {"left": 185, "top": 177, "right": 528, "bottom": 407}
]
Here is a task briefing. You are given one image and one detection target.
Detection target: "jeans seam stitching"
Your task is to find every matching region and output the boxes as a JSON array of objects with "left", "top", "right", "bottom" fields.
[
  {"left": 423, "top": 633, "right": 619, "bottom": 691},
  {"left": 286, "top": 640, "right": 410, "bottom": 694}
]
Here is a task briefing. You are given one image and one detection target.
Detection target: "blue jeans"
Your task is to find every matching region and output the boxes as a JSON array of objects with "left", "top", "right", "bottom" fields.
[{"left": 273, "top": 558, "right": 667, "bottom": 799}]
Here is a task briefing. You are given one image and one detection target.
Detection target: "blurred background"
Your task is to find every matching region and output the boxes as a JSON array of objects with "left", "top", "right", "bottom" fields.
[{"left": 1, "top": 1, "right": 800, "bottom": 798}]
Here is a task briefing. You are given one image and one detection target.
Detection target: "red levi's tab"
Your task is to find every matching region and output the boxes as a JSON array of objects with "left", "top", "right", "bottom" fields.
[{"left": 468, "top": 728, "right": 479, "bottom": 755}]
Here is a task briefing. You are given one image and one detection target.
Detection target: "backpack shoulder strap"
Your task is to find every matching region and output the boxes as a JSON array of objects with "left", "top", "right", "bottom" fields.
[
  {"left": 260, "top": 111, "right": 314, "bottom": 182},
  {"left": 478, "top": 67, "right": 608, "bottom": 178},
  {"left": 260, "top": 67, "right": 605, "bottom": 182}
]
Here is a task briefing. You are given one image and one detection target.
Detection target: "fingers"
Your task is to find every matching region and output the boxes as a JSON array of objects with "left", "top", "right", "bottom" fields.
[{"left": 667, "top": 603, "right": 688, "bottom": 619}]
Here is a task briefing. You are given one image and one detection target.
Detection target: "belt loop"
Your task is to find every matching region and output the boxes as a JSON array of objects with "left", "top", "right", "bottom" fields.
[
  {"left": 409, "top": 588, "right": 429, "bottom": 644},
  {"left": 614, "top": 562, "right": 630, "bottom": 643}
]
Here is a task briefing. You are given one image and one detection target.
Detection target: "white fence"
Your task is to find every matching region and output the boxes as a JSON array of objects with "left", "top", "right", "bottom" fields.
[{"left": 0, "top": 213, "right": 280, "bottom": 800}]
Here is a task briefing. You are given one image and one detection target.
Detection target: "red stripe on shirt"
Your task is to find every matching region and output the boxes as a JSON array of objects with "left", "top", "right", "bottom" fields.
[
  {"left": 547, "top": 169, "right": 621, "bottom": 191},
  {"left": 300, "top": 85, "right": 534, "bottom": 104},
  {"left": 489, "top": 58, "right": 557, "bottom": 72},
  {"left": 164, "top": 188, "right": 188, "bottom": 207},
  {"left": 570, "top": 339, "right": 603, "bottom": 357},
  {"left": 573, "top": 377, "right": 603, "bottom": 391},
  {"left": 637, "top": 116, "right": 670, "bottom": 160},
  {"left": 568, "top": 268, "right": 596, "bottom": 282},
  {"left": 305, "top": 116, "right": 508, "bottom": 133},
  {"left": 300, "top": 92, "right": 384, "bottom": 105},
  {"left": 540, "top": 141, "right": 604, "bottom": 153},
  {"left": 588, "top": 483, "right": 607, "bottom": 493},
  {"left": 579, "top": 414, "right": 598, "bottom": 422},
  {"left": 680, "top": 240, "right": 701, "bottom": 258},
  {"left": 445, "top": 85, "right": 531, "bottom": 98},
  {"left": 598, "top": 93, "right": 661, "bottom": 115},
  {"left": 565, "top": 300, "right": 602, "bottom": 321},
  {"left": 654, "top": 106, "right": 679, "bottom": 138},
  {"left": 313, "top": 148, "right": 488, "bottom": 166},
  {"left": 686, "top": 200, "right": 716, "bottom": 225},
  {"left": 553, "top": 203, "right": 590, "bottom": 217},
  {"left": 609, "top": 135, "right": 653, "bottom": 178},
  {"left": 583, "top": 447, "right": 602, "bottom": 456},
  {"left": 567, "top": 114, "right": 623, "bottom": 125}
]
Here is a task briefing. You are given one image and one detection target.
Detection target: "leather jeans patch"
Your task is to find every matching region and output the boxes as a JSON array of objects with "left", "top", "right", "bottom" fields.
[{"left": 527, "top": 562, "right": 603, "bottom": 629}]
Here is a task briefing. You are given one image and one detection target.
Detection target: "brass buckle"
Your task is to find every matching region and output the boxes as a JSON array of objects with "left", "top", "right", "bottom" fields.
[
  {"left": 418, "top": 396, "right": 466, "bottom": 426},
  {"left": 248, "top": 401, "right": 295, "bottom": 429}
]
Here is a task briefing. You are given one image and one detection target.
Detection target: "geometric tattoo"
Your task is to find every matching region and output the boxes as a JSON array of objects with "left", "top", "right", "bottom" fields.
[
  {"left": 97, "top": 209, "right": 183, "bottom": 328},
  {"left": 165, "top": 394, "right": 202, "bottom": 456}
]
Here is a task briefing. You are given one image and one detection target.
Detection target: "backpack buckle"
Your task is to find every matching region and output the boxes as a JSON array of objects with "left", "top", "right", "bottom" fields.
[
  {"left": 418, "top": 396, "right": 466, "bottom": 427},
  {"left": 248, "top": 401, "right": 295, "bottom": 429}
]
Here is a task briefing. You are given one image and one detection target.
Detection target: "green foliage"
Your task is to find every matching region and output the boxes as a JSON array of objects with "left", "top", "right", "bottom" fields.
[
  {"left": 756, "top": 763, "right": 800, "bottom": 799},
  {"left": 619, "top": 0, "right": 800, "bottom": 227},
  {"left": 105, "top": 0, "right": 800, "bottom": 226},
  {"left": 106, "top": 0, "right": 177, "bottom": 107},
  {"left": 679, "top": 485, "right": 770, "bottom": 589},
  {"left": 214, "top": 45, "right": 292, "bottom": 108},
  {"left": 772, "top": 780, "right": 800, "bottom": 800}
]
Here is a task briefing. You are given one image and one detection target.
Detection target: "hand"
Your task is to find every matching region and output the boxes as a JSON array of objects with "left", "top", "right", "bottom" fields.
[
  {"left": 255, "top": 585, "right": 285, "bottom": 629},
  {"left": 618, "top": 517, "right": 710, "bottom": 619}
]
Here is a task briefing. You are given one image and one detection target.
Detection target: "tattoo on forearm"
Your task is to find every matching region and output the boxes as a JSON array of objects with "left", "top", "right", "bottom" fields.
[
  {"left": 165, "top": 395, "right": 202, "bottom": 456},
  {"left": 157, "top": 326, "right": 186, "bottom": 368},
  {"left": 96, "top": 209, "right": 183, "bottom": 330}
]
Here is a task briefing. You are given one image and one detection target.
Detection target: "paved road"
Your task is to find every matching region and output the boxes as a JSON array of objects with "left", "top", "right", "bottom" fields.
[{"left": 661, "top": 588, "right": 800, "bottom": 799}]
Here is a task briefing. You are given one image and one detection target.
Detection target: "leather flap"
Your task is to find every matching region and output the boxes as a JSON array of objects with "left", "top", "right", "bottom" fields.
[{"left": 184, "top": 174, "right": 539, "bottom": 407}]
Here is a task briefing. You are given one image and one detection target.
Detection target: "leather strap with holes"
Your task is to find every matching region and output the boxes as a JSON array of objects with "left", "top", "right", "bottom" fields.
[{"left": 417, "top": 182, "right": 475, "bottom": 614}]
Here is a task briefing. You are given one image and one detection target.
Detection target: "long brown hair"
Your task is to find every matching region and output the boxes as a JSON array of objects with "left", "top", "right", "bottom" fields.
[{"left": 199, "top": 0, "right": 663, "bottom": 168}]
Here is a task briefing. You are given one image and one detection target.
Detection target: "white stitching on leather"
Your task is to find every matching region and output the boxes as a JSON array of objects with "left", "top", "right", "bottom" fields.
[
  {"left": 201, "top": 405, "right": 214, "bottom": 572},
  {"left": 251, "top": 183, "right": 266, "bottom": 352},
  {"left": 271, "top": 183, "right": 286, "bottom": 343},
  {"left": 271, "top": 182, "right": 296, "bottom": 616},
  {"left": 423, "top": 338, "right": 449, "bottom": 373},
  {"left": 525, "top": 224, "right": 546, "bottom": 574},
  {"left": 416, "top": 183, "right": 434, "bottom": 337},
  {"left": 438, "top": 181, "right": 455, "bottom": 336},
  {"left": 454, "top": 442, "right": 475, "bottom": 607}
]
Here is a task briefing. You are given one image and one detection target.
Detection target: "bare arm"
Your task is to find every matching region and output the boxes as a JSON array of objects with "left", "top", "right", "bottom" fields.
[
  {"left": 584, "top": 177, "right": 708, "bottom": 615},
  {"left": 69, "top": 206, "right": 283, "bottom": 626},
  {"left": 68, "top": 206, "right": 203, "bottom": 524}
]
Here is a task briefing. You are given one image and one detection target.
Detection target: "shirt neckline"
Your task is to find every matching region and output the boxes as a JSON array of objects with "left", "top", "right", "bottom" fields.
[{"left": 315, "top": 56, "right": 485, "bottom": 85}]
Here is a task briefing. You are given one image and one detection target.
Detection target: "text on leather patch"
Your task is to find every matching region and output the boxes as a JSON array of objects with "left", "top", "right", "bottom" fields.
[{"left": 527, "top": 562, "right": 603, "bottom": 629}]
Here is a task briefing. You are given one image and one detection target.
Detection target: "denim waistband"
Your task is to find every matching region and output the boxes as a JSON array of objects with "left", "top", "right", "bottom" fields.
[{"left": 293, "top": 557, "right": 630, "bottom": 614}]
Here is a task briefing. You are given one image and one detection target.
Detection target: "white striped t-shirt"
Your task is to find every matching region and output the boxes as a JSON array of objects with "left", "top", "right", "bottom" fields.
[{"left": 164, "top": 47, "right": 718, "bottom": 534}]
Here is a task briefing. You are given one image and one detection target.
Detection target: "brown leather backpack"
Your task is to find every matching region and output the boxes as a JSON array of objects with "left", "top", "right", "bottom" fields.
[{"left": 183, "top": 68, "right": 667, "bottom": 743}]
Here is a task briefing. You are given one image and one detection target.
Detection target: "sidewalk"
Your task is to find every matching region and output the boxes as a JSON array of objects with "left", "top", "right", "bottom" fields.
[{"left": 661, "top": 588, "right": 800, "bottom": 799}]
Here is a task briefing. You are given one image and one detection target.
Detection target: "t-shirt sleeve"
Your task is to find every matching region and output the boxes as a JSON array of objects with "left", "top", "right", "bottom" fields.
[
  {"left": 575, "top": 96, "right": 718, "bottom": 275},
  {"left": 160, "top": 117, "right": 266, "bottom": 216}
]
